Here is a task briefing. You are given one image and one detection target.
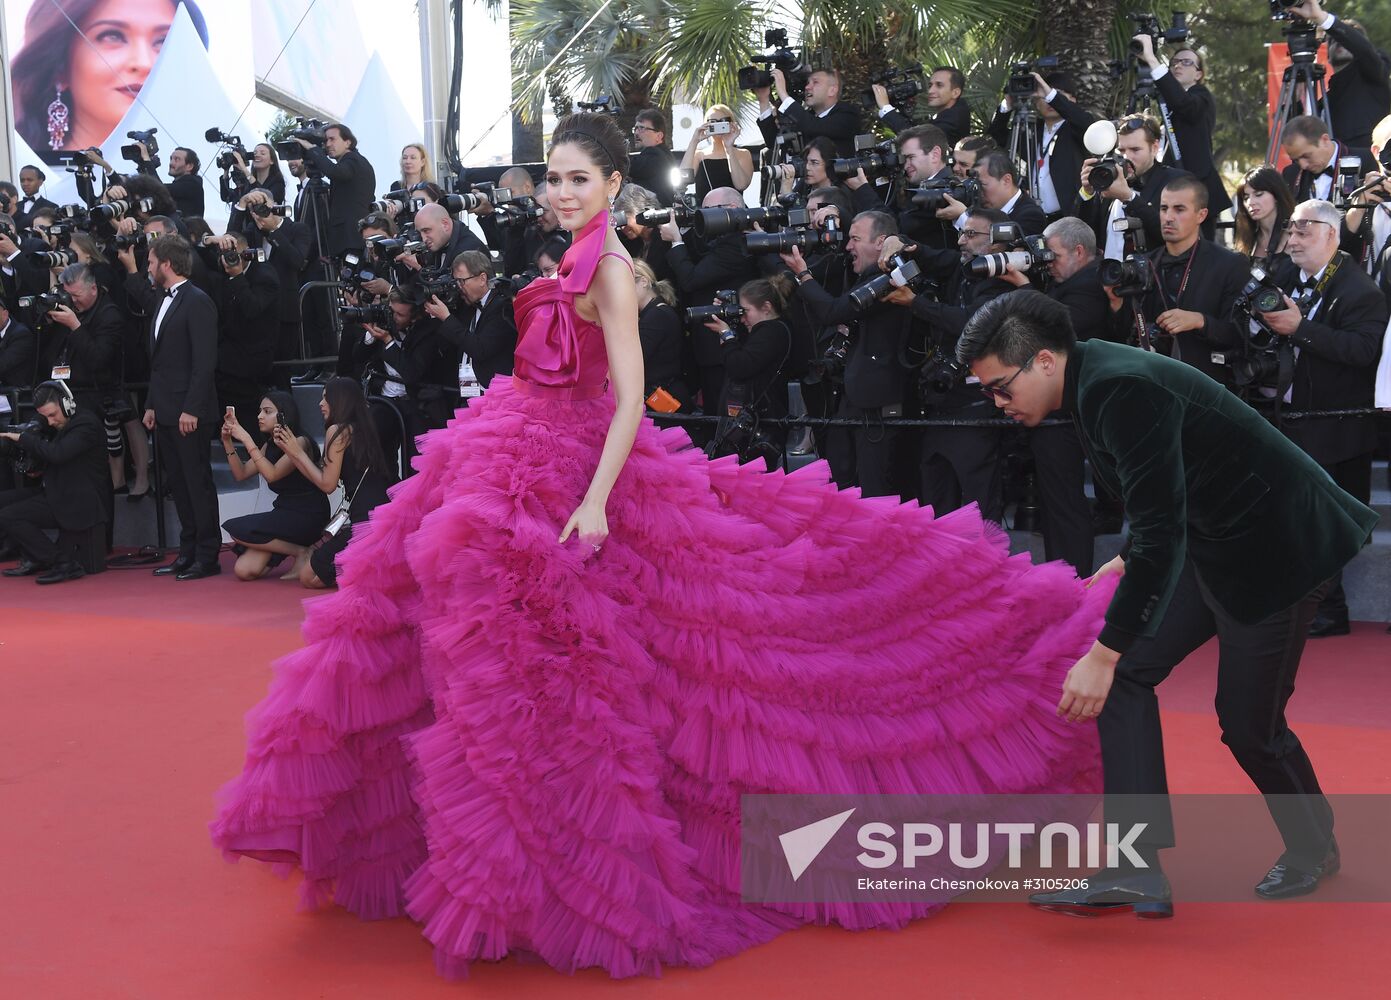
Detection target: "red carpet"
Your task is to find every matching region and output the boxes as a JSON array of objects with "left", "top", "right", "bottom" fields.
[{"left": 2, "top": 554, "right": 1387, "bottom": 999}]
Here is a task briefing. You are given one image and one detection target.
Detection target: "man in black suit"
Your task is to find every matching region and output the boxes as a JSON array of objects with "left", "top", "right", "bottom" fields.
[
  {"left": 893, "top": 124, "right": 959, "bottom": 251},
  {"left": 0, "top": 183, "right": 18, "bottom": 225},
  {"left": 875, "top": 65, "right": 974, "bottom": 145},
  {"left": 298, "top": 123, "right": 377, "bottom": 258},
  {"left": 0, "top": 299, "right": 35, "bottom": 389},
  {"left": 1076, "top": 114, "right": 1188, "bottom": 256},
  {"left": 988, "top": 72, "right": 1100, "bottom": 224},
  {"left": 756, "top": 66, "right": 862, "bottom": 158},
  {"left": 213, "top": 233, "right": 281, "bottom": 431},
  {"left": 407, "top": 203, "right": 486, "bottom": 277},
  {"left": 121, "top": 235, "right": 221, "bottom": 580},
  {"left": 660, "top": 187, "right": 756, "bottom": 417},
  {"left": 1106, "top": 175, "right": 1249, "bottom": 386},
  {"left": 1258, "top": 198, "right": 1388, "bottom": 636},
  {"left": 787, "top": 209, "right": 917, "bottom": 497},
  {"left": 1, "top": 207, "right": 65, "bottom": 298},
  {"left": 364, "top": 289, "right": 457, "bottom": 445},
  {"left": 37, "top": 263, "right": 124, "bottom": 411},
  {"left": 14, "top": 166, "right": 56, "bottom": 230},
  {"left": 0, "top": 383, "right": 108, "bottom": 584},
  {"left": 236, "top": 188, "right": 312, "bottom": 367},
  {"left": 959, "top": 291, "right": 1377, "bottom": 915},
  {"left": 1133, "top": 39, "right": 1231, "bottom": 239},
  {"left": 165, "top": 147, "right": 206, "bottom": 219},
  {"left": 424, "top": 249, "right": 517, "bottom": 401},
  {"left": 1280, "top": 114, "right": 1376, "bottom": 204},
  {"left": 941, "top": 151, "right": 1048, "bottom": 237},
  {"left": 1286, "top": 2, "right": 1391, "bottom": 148},
  {"left": 628, "top": 109, "right": 679, "bottom": 204}
]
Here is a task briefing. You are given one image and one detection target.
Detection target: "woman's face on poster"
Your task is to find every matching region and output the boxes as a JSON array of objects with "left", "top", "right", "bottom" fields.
[{"left": 66, "top": 0, "right": 176, "bottom": 142}]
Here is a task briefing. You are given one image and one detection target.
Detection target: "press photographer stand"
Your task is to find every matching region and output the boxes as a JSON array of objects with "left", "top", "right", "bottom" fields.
[
  {"left": 1005, "top": 102, "right": 1042, "bottom": 195},
  {"left": 297, "top": 172, "right": 343, "bottom": 364}
]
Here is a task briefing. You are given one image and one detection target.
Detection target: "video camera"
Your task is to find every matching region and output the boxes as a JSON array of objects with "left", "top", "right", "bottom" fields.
[
  {"left": 737, "top": 28, "right": 812, "bottom": 100},
  {"left": 576, "top": 95, "right": 620, "bottom": 115},
  {"left": 861, "top": 64, "right": 925, "bottom": 110},
  {"left": 1130, "top": 12, "right": 1190, "bottom": 53},
  {"left": 744, "top": 214, "right": 844, "bottom": 255},
  {"left": 686, "top": 289, "right": 743, "bottom": 323},
  {"left": 849, "top": 253, "right": 925, "bottom": 311},
  {"left": 121, "top": 128, "right": 159, "bottom": 164},
  {"left": 274, "top": 118, "right": 330, "bottom": 161},
  {"left": 967, "top": 222, "right": 1056, "bottom": 278},
  {"left": 206, "top": 127, "right": 249, "bottom": 171},
  {"left": 1007, "top": 56, "right": 1059, "bottom": 100},
  {"left": 832, "top": 135, "right": 900, "bottom": 181},
  {"left": 909, "top": 176, "right": 981, "bottom": 211}
]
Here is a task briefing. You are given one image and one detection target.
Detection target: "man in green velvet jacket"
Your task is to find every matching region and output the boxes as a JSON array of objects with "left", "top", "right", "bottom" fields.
[{"left": 957, "top": 290, "right": 1378, "bottom": 917}]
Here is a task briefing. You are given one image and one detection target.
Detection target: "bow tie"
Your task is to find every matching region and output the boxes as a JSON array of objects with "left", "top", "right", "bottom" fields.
[
  {"left": 1298, "top": 274, "right": 1319, "bottom": 291},
  {"left": 161, "top": 286, "right": 177, "bottom": 299}
]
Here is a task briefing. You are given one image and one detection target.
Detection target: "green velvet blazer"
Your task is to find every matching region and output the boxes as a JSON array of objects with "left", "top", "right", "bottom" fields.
[{"left": 1062, "top": 339, "right": 1380, "bottom": 652}]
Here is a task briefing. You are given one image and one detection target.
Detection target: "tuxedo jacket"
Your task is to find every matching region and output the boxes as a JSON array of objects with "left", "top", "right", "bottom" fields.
[
  {"left": 1282, "top": 146, "right": 1377, "bottom": 204},
  {"left": 216, "top": 262, "right": 281, "bottom": 380},
  {"left": 439, "top": 290, "right": 517, "bottom": 389},
  {"left": 303, "top": 147, "right": 377, "bottom": 255},
  {"left": 166, "top": 174, "right": 205, "bottom": 220},
  {"left": 1268, "top": 253, "right": 1388, "bottom": 465},
  {"left": 0, "top": 319, "right": 36, "bottom": 387},
  {"left": 13, "top": 195, "right": 56, "bottom": 230},
  {"left": 629, "top": 145, "right": 679, "bottom": 203},
  {"left": 1326, "top": 18, "right": 1391, "bottom": 149},
  {"left": 757, "top": 101, "right": 863, "bottom": 158},
  {"left": 1154, "top": 75, "right": 1232, "bottom": 213},
  {"left": 794, "top": 270, "right": 916, "bottom": 410},
  {"left": 1063, "top": 338, "right": 1378, "bottom": 653},
  {"left": 1048, "top": 261, "right": 1114, "bottom": 343},
  {"left": 127, "top": 276, "right": 219, "bottom": 425},
  {"left": 989, "top": 92, "right": 1100, "bottom": 214}
]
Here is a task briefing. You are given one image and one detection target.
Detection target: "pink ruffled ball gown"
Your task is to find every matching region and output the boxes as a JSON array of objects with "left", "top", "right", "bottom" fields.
[{"left": 210, "top": 209, "right": 1113, "bottom": 979}]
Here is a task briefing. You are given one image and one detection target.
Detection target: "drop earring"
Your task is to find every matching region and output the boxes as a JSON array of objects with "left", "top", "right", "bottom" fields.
[{"left": 47, "top": 86, "right": 70, "bottom": 150}]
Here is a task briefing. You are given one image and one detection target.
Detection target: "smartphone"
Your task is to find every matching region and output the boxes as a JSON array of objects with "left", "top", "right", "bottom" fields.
[
  {"left": 224, "top": 405, "right": 235, "bottom": 419},
  {"left": 275, "top": 411, "right": 288, "bottom": 429}
]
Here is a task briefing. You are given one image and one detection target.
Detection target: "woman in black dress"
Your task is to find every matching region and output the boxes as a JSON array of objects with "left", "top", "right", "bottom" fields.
[
  {"left": 222, "top": 391, "right": 330, "bottom": 581},
  {"left": 681, "top": 103, "right": 754, "bottom": 202},
  {"left": 273, "top": 378, "right": 393, "bottom": 589}
]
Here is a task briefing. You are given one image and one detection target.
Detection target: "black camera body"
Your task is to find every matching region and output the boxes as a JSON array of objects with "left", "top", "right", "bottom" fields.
[
  {"left": 399, "top": 267, "right": 457, "bottom": 309},
  {"left": 686, "top": 289, "right": 743, "bottom": 323},
  {"left": 968, "top": 226, "right": 1056, "bottom": 278},
  {"left": 365, "top": 235, "right": 426, "bottom": 262},
  {"left": 249, "top": 202, "right": 290, "bottom": 219},
  {"left": 920, "top": 352, "right": 969, "bottom": 402},
  {"left": 804, "top": 329, "right": 851, "bottom": 386},
  {"left": 0, "top": 419, "right": 49, "bottom": 476},
  {"left": 849, "top": 254, "right": 924, "bottom": 311},
  {"left": 220, "top": 247, "right": 266, "bottom": 268},
  {"left": 274, "top": 118, "right": 329, "bottom": 161},
  {"left": 339, "top": 251, "right": 384, "bottom": 294},
  {"left": 909, "top": 177, "right": 981, "bottom": 212},
  {"left": 861, "top": 64, "right": 925, "bottom": 110},
  {"left": 737, "top": 28, "right": 812, "bottom": 100},
  {"left": 694, "top": 204, "right": 805, "bottom": 239},
  {"left": 1097, "top": 217, "right": 1154, "bottom": 297},
  {"left": 114, "top": 231, "right": 150, "bottom": 251},
  {"left": 1087, "top": 154, "right": 1128, "bottom": 193},
  {"left": 576, "top": 95, "right": 620, "bottom": 115},
  {"left": 1231, "top": 264, "right": 1299, "bottom": 392},
  {"left": 833, "top": 135, "right": 900, "bottom": 181},
  {"left": 1008, "top": 55, "right": 1059, "bottom": 99},
  {"left": 19, "top": 287, "right": 76, "bottom": 313},
  {"left": 121, "top": 128, "right": 159, "bottom": 163},
  {"left": 339, "top": 301, "right": 395, "bottom": 329},
  {"left": 745, "top": 214, "right": 845, "bottom": 256}
]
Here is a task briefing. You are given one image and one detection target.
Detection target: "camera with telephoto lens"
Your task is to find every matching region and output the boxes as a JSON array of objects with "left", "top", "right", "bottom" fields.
[
  {"left": 120, "top": 128, "right": 159, "bottom": 163},
  {"left": 91, "top": 197, "right": 155, "bottom": 223},
  {"left": 744, "top": 214, "right": 844, "bottom": 255},
  {"left": 1098, "top": 217, "right": 1154, "bottom": 296},
  {"left": 1231, "top": 263, "right": 1299, "bottom": 390},
  {"left": 220, "top": 247, "right": 266, "bottom": 267},
  {"left": 249, "top": 201, "right": 289, "bottom": 219},
  {"left": 685, "top": 289, "right": 743, "bottom": 323},
  {"left": 365, "top": 235, "right": 426, "bottom": 261},
  {"left": 1008, "top": 56, "right": 1059, "bottom": 99},
  {"left": 1130, "top": 12, "right": 1190, "bottom": 54},
  {"left": 832, "top": 135, "right": 900, "bottom": 181},
  {"left": 438, "top": 193, "right": 489, "bottom": 215},
  {"left": 31, "top": 248, "right": 79, "bottom": 269},
  {"left": 339, "top": 300, "right": 394, "bottom": 328},
  {"left": 861, "top": 64, "right": 925, "bottom": 110},
  {"left": 910, "top": 176, "right": 981, "bottom": 211},
  {"left": 206, "top": 127, "right": 248, "bottom": 171},
  {"left": 636, "top": 202, "right": 696, "bottom": 228},
  {"left": 339, "top": 251, "right": 384, "bottom": 294},
  {"left": 803, "top": 329, "right": 851, "bottom": 386},
  {"left": 849, "top": 253, "right": 924, "bottom": 311},
  {"left": 693, "top": 204, "right": 807, "bottom": 239},
  {"left": 19, "top": 288, "right": 76, "bottom": 312},
  {"left": 737, "top": 28, "right": 812, "bottom": 100},
  {"left": 968, "top": 223, "right": 1057, "bottom": 278},
  {"left": 114, "top": 230, "right": 149, "bottom": 251},
  {"left": 398, "top": 267, "right": 458, "bottom": 309},
  {"left": 370, "top": 194, "right": 419, "bottom": 216}
]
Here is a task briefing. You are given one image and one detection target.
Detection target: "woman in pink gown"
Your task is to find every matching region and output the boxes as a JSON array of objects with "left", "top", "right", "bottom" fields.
[{"left": 211, "top": 114, "right": 1113, "bottom": 979}]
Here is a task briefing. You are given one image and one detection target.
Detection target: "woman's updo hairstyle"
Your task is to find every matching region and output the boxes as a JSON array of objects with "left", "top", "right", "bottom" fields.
[{"left": 548, "top": 112, "right": 630, "bottom": 182}]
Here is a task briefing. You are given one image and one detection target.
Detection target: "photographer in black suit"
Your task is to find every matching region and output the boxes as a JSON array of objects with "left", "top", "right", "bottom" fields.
[
  {"left": 785, "top": 210, "right": 915, "bottom": 496},
  {"left": 1077, "top": 114, "right": 1188, "bottom": 257},
  {"left": 1105, "top": 176, "right": 1249, "bottom": 386},
  {"left": 165, "top": 147, "right": 206, "bottom": 220},
  {"left": 1280, "top": 115, "right": 1376, "bottom": 204},
  {"left": 121, "top": 235, "right": 221, "bottom": 580},
  {"left": 988, "top": 72, "right": 1100, "bottom": 224},
  {"left": 876, "top": 66, "right": 974, "bottom": 144},
  {"left": 940, "top": 151, "right": 1048, "bottom": 237},
  {"left": 474, "top": 167, "right": 554, "bottom": 278},
  {"left": 423, "top": 250, "right": 517, "bottom": 401},
  {"left": 360, "top": 289, "right": 456, "bottom": 460},
  {"left": 233, "top": 188, "right": 311, "bottom": 369},
  {"left": 628, "top": 109, "right": 679, "bottom": 204},
  {"left": 1132, "top": 38, "right": 1231, "bottom": 238},
  {"left": 894, "top": 124, "right": 959, "bottom": 250},
  {"left": 660, "top": 187, "right": 756, "bottom": 416},
  {"left": 0, "top": 299, "right": 35, "bottom": 389},
  {"left": 0, "top": 382, "right": 108, "bottom": 584},
  {"left": 213, "top": 232, "right": 281, "bottom": 432},
  {"left": 38, "top": 263, "right": 124, "bottom": 417},
  {"left": 298, "top": 124, "right": 376, "bottom": 257},
  {"left": 1286, "top": 2, "right": 1391, "bottom": 148},
  {"left": 1253, "top": 199, "right": 1388, "bottom": 636},
  {"left": 756, "top": 66, "right": 862, "bottom": 158},
  {"left": 407, "top": 203, "right": 486, "bottom": 275}
]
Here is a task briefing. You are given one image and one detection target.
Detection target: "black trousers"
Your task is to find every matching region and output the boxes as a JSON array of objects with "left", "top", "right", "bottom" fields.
[
  {"left": 919, "top": 415, "right": 1004, "bottom": 523},
  {"left": 157, "top": 422, "right": 221, "bottom": 564},
  {"left": 1030, "top": 420, "right": 1094, "bottom": 576},
  {"left": 0, "top": 488, "right": 62, "bottom": 563},
  {"left": 1316, "top": 452, "right": 1373, "bottom": 618},
  {"left": 826, "top": 400, "right": 901, "bottom": 498},
  {"left": 1099, "top": 559, "right": 1334, "bottom": 870}
]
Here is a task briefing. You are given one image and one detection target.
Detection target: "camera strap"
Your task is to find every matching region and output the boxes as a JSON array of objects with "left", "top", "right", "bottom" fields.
[
  {"left": 1154, "top": 239, "right": 1198, "bottom": 313},
  {"left": 1297, "top": 251, "right": 1342, "bottom": 319}
]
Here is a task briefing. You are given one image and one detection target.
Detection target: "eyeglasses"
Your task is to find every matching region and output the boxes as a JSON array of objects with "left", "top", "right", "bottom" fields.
[
  {"left": 1287, "top": 219, "right": 1335, "bottom": 235},
  {"left": 959, "top": 229, "right": 990, "bottom": 240},
  {"left": 1171, "top": 57, "right": 1200, "bottom": 68},
  {"left": 632, "top": 124, "right": 658, "bottom": 133},
  {"left": 980, "top": 360, "right": 1033, "bottom": 402}
]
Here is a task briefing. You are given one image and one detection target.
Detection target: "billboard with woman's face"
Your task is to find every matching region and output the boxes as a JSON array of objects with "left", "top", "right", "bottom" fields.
[{"left": 10, "top": 0, "right": 210, "bottom": 161}]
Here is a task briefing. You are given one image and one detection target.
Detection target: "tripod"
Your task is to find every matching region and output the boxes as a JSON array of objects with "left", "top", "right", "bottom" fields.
[
  {"left": 296, "top": 172, "right": 343, "bottom": 367},
  {"left": 1267, "top": 50, "right": 1330, "bottom": 164},
  {"left": 1005, "top": 101, "right": 1042, "bottom": 194},
  {"left": 1126, "top": 66, "right": 1181, "bottom": 165}
]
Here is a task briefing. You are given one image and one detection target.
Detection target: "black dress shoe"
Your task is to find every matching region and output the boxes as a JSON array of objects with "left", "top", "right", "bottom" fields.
[
  {"left": 1030, "top": 867, "right": 1173, "bottom": 918},
  {"left": 36, "top": 562, "right": 86, "bottom": 585},
  {"left": 175, "top": 561, "right": 222, "bottom": 580},
  {"left": 1255, "top": 841, "right": 1340, "bottom": 899},
  {"left": 4, "top": 558, "right": 52, "bottom": 578},
  {"left": 290, "top": 367, "right": 324, "bottom": 385},
  {"left": 126, "top": 487, "right": 151, "bottom": 503},
  {"left": 153, "top": 556, "right": 195, "bottom": 577},
  {"left": 1308, "top": 612, "right": 1351, "bottom": 638}
]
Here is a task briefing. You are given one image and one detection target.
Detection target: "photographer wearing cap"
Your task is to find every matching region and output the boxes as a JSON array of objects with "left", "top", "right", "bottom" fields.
[
  {"left": 0, "top": 381, "right": 107, "bottom": 584},
  {"left": 1253, "top": 199, "right": 1387, "bottom": 636},
  {"left": 423, "top": 250, "right": 517, "bottom": 402}
]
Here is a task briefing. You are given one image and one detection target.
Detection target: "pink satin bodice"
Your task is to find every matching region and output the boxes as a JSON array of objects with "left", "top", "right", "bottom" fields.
[{"left": 512, "top": 210, "right": 627, "bottom": 399}]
